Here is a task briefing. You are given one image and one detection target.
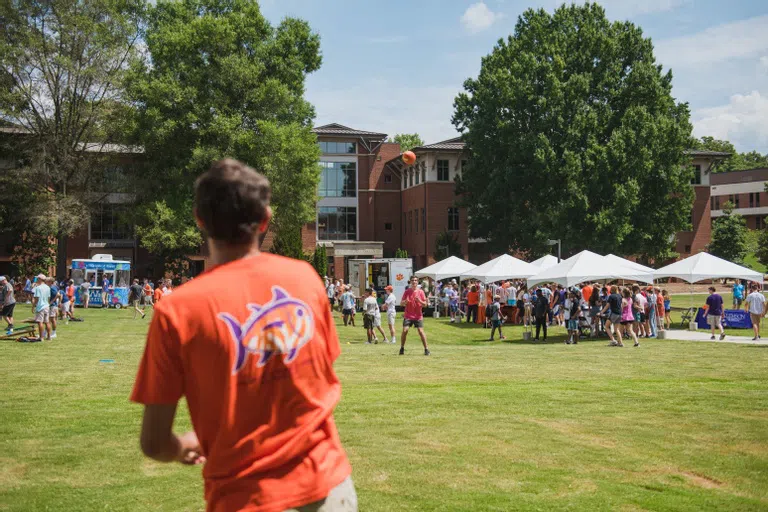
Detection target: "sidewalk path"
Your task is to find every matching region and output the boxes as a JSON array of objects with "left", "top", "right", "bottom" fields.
[{"left": 665, "top": 330, "right": 768, "bottom": 345}]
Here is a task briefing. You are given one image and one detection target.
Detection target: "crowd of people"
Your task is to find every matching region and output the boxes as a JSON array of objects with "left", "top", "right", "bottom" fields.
[
  {"left": 0, "top": 273, "right": 182, "bottom": 341},
  {"left": 322, "top": 273, "right": 767, "bottom": 347}
]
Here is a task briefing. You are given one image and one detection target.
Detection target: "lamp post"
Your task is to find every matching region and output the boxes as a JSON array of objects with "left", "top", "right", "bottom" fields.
[{"left": 547, "top": 239, "right": 561, "bottom": 263}]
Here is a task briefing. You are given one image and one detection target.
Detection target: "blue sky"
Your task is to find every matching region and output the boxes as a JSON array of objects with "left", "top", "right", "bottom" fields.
[{"left": 260, "top": 0, "right": 768, "bottom": 152}]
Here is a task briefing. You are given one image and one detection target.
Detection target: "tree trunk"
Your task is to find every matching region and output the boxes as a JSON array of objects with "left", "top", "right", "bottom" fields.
[{"left": 56, "top": 228, "right": 67, "bottom": 280}]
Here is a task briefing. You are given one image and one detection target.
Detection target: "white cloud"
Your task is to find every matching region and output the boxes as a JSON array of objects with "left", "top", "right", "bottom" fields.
[
  {"left": 461, "top": 2, "right": 502, "bottom": 34},
  {"left": 692, "top": 91, "right": 768, "bottom": 153},
  {"left": 307, "top": 79, "right": 461, "bottom": 144},
  {"left": 760, "top": 56, "right": 768, "bottom": 71},
  {"left": 655, "top": 15, "right": 768, "bottom": 69}
]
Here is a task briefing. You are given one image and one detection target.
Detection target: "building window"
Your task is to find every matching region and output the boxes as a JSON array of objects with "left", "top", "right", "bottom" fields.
[
  {"left": 691, "top": 165, "right": 701, "bottom": 185},
  {"left": 437, "top": 160, "right": 450, "bottom": 181},
  {"left": 403, "top": 174, "right": 407, "bottom": 189},
  {"left": 409, "top": 211, "right": 413, "bottom": 233},
  {"left": 735, "top": 194, "right": 740, "bottom": 208},
  {"left": 384, "top": 222, "right": 393, "bottom": 231},
  {"left": 318, "top": 207, "right": 357, "bottom": 241},
  {"left": 750, "top": 193, "right": 755, "bottom": 208},
  {"left": 422, "top": 168, "right": 426, "bottom": 183},
  {"left": 415, "top": 169, "right": 420, "bottom": 185},
  {"left": 415, "top": 209, "right": 419, "bottom": 233},
  {"left": 421, "top": 208, "right": 425, "bottom": 231},
  {"left": 715, "top": 196, "right": 720, "bottom": 210},
  {"left": 318, "top": 141, "right": 356, "bottom": 154},
  {"left": 757, "top": 193, "right": 761, "bottom": 207},
  {"left": 756, "top": 217, "right": 764, "bottom": 230},
  {"left": 448, "top": 207, "right": 459, "bottom": 231},
  {"left": 319, "top": 162, "right": 356, "bottom": 198},
  {"left": 409, "top": 171, "right": 413, "bottom": 187},
  {"left": 384, "top": 173, "right": 392, "bottom": 183},
  {"left": 684, "top": 245, "right": 691, "bottom": 253},
  {"left": 711, "top": 197, "right": 715, "bottom": 210},
  {"left": 90, "top": 203, "right": 132, "bottom": 240}
]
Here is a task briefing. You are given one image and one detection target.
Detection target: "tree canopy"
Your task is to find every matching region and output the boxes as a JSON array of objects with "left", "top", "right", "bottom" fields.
[
  {"left": 708, "top": 203, "right": 749, "bottom": 264},
  {"left": 0, "top": 0, "right": 145, "bottom": 277},
  {"left": 693, "top": 136, "right": 768, "bottom": 172},
  {"left": 390, "top": 133, "right": 424, "bottom": 152},
  {"left": 127, "top": 0, "right": 322, "bottom": 263},
  {"left": 452, "top": 3, "right": 693, "bottom": 262}
]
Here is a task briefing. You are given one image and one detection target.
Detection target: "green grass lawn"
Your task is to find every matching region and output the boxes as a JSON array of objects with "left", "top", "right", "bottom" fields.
[{"left": 2, "top": 306, "right": 768, "bottom": 511}]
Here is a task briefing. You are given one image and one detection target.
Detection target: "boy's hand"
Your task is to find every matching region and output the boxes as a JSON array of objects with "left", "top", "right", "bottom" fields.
[{"left": 176, "top": 431, "right": 206, "bottom": 465}]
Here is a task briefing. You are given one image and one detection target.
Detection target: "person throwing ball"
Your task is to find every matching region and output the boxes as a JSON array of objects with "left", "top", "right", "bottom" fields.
[
  {"left": 400, "top": 276, "right": 430, "bottom": 356},
  {"left": 131, "top": 159, "right": 356, "bottom": 512}
]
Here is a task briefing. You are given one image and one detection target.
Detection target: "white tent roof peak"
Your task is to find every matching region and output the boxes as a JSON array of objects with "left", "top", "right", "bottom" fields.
[
  {"left": 414, "top": 256, "right": 476, "bottom": 281},
  {"left": 460, "top": 254, "right": 538, "bottom": 283},
  {"left": 654, "top": 252, "right": 763, "bottom": 283},
  {"left": 530, "top": 254, "right": 559, "bottom": 270},
  {"left": 604, "top": 254, "right": 655, "bottom": 274},
  {"left": 527, "top": 250, "right": 654, "bottom": 287}
]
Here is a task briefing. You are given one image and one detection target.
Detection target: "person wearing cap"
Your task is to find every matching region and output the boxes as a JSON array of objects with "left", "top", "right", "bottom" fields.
[
  {"left": 46, "top": 277, "right": 60, "bottom": 339},
  {"left": 32, "top": 274, "right": 51, "bottom": 340},
  {"left": 0, "top": 276, "right": 16, "bottom": 335},
  {"left": 384, "top": 285, "right": 397, "bottom": 344}
]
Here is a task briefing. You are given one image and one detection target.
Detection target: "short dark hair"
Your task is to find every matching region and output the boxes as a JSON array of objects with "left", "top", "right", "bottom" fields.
[{"left": 194, "top": 159, "right": 271, "bottom": 244}]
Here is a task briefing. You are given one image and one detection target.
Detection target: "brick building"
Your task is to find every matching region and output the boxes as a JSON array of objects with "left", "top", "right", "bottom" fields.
[
  {"left": 673, "top": 149, "right": 731, "bottom": 258},
  {"left": 0, "top": 122, "right": 745, "bottom": 281},
  {"left": 711, "top": 168, "right": 768, "bottom": 229}
]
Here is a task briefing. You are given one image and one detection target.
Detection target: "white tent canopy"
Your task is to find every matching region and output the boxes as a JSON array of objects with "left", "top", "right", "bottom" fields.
[
  {"left": 527, "top": 250, "right": 654, "bottom": 288},
  {"left": 414, "top": 256, "right": 477, "bottom": 281},
  {"left": 460, "top": 254, "right": 539, "bottom": 283},
  {"left": 604, "top": 254, "right": 655, "bottom": 276},
  {"left": 654, "top": 252, "right": 763, "bottom": 283},
  {"left": 530, "top": 254, "right": 559, "bottom": 270}
]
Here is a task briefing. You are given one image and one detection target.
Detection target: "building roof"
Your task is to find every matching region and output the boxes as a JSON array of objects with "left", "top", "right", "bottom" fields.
[
  {"left": 413, "top": 137, "right": 465, "bottom": 152},
  {"left": 684, "top": 149, "right": 732, "bottom": 158},
  {"left": 312, "top": 123, "right": 387, "bottom": 138}
]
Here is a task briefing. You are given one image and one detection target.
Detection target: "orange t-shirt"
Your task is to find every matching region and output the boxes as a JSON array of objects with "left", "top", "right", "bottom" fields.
[
  {"left": 131, "top": 254, "right": 351, "bottom": 512},
  {"left": 143, "top": 284, "right": 152, "bottom": 296},
  {"left": 153, "top": 287, "right": 163, "bottom": 302},
  {"left": 467, "top": 291, "right": 479, "bottom": 306}
]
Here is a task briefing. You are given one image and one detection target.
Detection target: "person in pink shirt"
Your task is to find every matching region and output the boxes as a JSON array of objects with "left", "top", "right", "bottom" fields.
[{"left": 399, "top": 276, "right": 430, "bottom": 356}]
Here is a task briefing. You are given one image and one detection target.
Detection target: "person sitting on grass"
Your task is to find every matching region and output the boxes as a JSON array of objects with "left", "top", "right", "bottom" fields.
[{"left": 488, "top": 295, "right": 506, "bottom": 341}]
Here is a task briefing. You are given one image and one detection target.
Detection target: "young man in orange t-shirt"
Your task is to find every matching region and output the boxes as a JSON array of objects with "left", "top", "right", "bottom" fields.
[{"left": 131, "top": 159, "right": 355, "bottom": 512}]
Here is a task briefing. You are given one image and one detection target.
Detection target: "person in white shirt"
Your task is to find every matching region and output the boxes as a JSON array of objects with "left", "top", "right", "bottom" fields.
[
  {"left": 371, "top": 290, "right": 387, "bottom": 343},
  {"left": 362, "top": 288, "right": 379, "bottom": 344},
  {"left": 744, "top": 285, "right": 766, "bottom": 340},
  {"left": 326, "top": 281, "right": 336, "bottom": 310},
  {"left": 384, "top": 285, "right": 397, "bottom": 344},
  {"left": 340, "top": 286, "right": 356, "bottom": 327}
]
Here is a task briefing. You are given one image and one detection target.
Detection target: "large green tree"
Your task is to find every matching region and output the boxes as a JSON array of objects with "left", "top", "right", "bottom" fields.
[
  {"left": 693, "top": 136, "right": 768, "bottom": 172},
  {"left": 127, "top": 0, "right": 322, "bottom": 262},
  {"left": 390, "top": 133, "right": 424, "bottom": 152},
  {"left": 453, "top": 3, "right": 693, "bottom": 261},
  {"left": 0, "top": 0, "right": 145, "bottom": 277},
  {"left": 708, "top": 202, "right": 748, "bottom": 264}
]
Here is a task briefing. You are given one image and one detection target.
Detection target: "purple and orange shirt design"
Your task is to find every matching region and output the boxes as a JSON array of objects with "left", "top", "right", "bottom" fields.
[{"left": 218, "top": 286, "right": 315, "bottom": 373}]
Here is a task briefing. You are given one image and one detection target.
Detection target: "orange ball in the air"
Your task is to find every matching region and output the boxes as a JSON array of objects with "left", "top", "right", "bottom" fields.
[{"left": 402, "top": 151, "right": 416, "bottom": 165}]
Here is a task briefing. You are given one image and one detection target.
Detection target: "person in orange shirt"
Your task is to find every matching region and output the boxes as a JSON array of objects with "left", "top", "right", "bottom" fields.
[
  {"left": 131, "top": 159, "right": 355, "bottom": 512},
  {"left": 152, "top": 283, "right": 163, "bottom": 304},
  {"left": 466, "top": 285, "right": 479, "bottom": 324}
]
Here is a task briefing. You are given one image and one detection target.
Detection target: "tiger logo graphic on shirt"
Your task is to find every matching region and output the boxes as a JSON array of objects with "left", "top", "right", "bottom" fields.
[{"left": 218, "top": 286, "right": 314, "bottom": 373}]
